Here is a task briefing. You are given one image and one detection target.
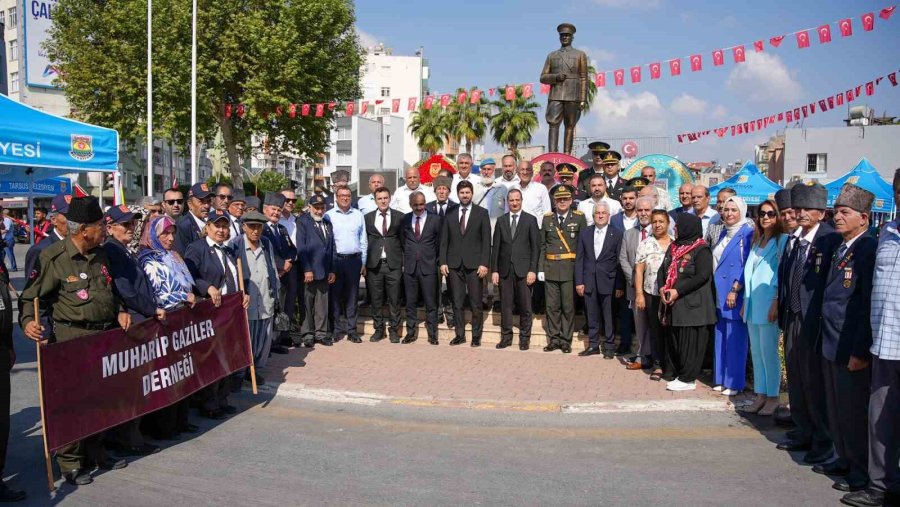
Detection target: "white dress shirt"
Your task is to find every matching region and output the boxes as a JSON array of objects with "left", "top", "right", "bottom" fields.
[
  {"left": 205, "top": 237, "right": 237, "bottom": 294},
  {"left": 498, "top": 175, "right": 520, "bottom": 190},
  {"left": 577, "top": 197, "right": 622, "bottom": 225},
  {"left": 621, "top": 213, "right": 639, "bottom": 231},
  {"left": 518, "top": 181, "right": 552, "bottom": 229},
  {"left": 357, "top": 194, "right": 378, "bottom": 215},
  {"left": 594, "top": 225, "right": 608, "bottom": 259},
  {"left": 450, "top": 173, "right": 483, "bottom": 203},
  {"left": 391, "top": 184, "right": 436, "bottom": 213},
  {"left": 376, "top": 209, "right": 391, "bottom": 259}
]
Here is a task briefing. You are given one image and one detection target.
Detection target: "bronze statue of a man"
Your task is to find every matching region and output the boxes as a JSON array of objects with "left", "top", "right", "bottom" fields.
[{"left": 540, "top": 23, "right": 589, "bottom": 155}]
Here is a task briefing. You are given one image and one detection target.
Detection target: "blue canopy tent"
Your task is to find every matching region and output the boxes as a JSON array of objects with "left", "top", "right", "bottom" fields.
[
  {"left": 710, "top": 162, "right": 783, "bottom": 206},
  {"left": 825, "top": 158, "right": 895, "bottom": 214},
  {"left": 0, "top": 94, "right": 118, "bottom": 244}
]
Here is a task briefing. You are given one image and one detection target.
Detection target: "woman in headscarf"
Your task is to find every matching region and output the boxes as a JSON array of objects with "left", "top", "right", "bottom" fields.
[
  {"left": 711, "top": 195, "right": 755, "bottom": 401},
  {"left": 137, "top": 216, "right": 199, "bottom": 439},
  {"left": 657, "top": 213, "right": 716, "bottom": 392}
]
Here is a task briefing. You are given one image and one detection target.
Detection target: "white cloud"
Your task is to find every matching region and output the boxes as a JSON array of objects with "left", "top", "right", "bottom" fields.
[
  {"left": 588, "top": 89, "right": 669, "bottom": 136},
  {"left": 711, "top": 105, "right": 729, "bottom": 119},
  {"left": 583, "top": 47, "right": 616, "bottom": 69},
  {"left": 357, "top": 29, "right": 381, "bottom": 50},
  {"left": 726, "top": 52, "right": 803, "bottom": 104},
  {"left": 670, "top": 94, "right": 708, "bottom": 115}
]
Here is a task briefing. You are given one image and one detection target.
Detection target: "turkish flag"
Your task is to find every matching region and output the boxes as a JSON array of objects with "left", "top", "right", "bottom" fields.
[
  {"left": 457, "top": 91, "right": 467, "bottom": 104},
  {"left": 649, "top": 62, "right": 661, "bottom": 79},
  {"left": 786, "top": 111, "right": 793, "bottom": 122},
  {"left": 716, "top": 128, "right": 726, "bottom": 138},
  {"left": 769, "top": 35, "right": 784, "bottom": 48},
  {"left": 614, "top": 69, "right": 625, "bottom": 86},
  {"left": 237, "top": 104, "right": 245, "bottom": 118},
  {"left": 866, "top": 81, "right": 875, "bottom": 96},
  {"left": 881, "top": 6, "right": 896, "bottom": 19},
  {"left": 345, "top": 102, "right": 355, "bottom": 116},
  {"left": 777, "top": 112, "right": 783, "bottom": 121},
  {"left": 889, "top": 72, "right": 898, "bottom": 86},
  {"left": 523, "top": 84, "right": 534, "bottom": 98},
  {"left": 315, "top": 104, "right": 324, "bottom": 117},
  {"left": 763, "top": 117, "right": 769, "bottom": 128},
  {"left": 630, "top": 66, "right": 642, "bottom": 83},
  {"left": 827, "top": 96, "right": 834, "bottom": 109},
  {"left": 738, "top": 124, "right": 744, "bottom": 134},
  {"left": 818, "top": 25, "right": 832, "bottom": 43},
  {"left": 689, "top": 54, "right": 702, "bottom": 72},
  {"left": 328, "top": 102, "right": 336, "bottom": 111},
  {"left": 489, "top": 88, "right": 495, "bottom": 96},
  {"left": 839, "top": 18, "right": 853, "bottom": 37},
  {"left": 440, "top": 94, "right": 451, "bottom": 108},
  {"left": 669, "top": 59, "right": 681, "bottom": 76},
  {"left": 809, "top": 102, "right": 816, "bottom": 114},
  {"left": 288, "top": 104, "right": 297, "bottom": 118},
  {"left": 794, "top": 107, "right": 801, "bottom": 119},
  {"left": 301, "top": 104, "right": 311, "bottom": 116},
  {"left": 756, "top": 119, "right": 763, "bottom": 130},
  {"left": 730, "top": 126, "right": 736, "bottom": 136},
  {"left": 753, "top": 40, "right": 764, "bottom": 52},
  {"left": 274, "top": 106, "right": 282, "bottom": 117},
  {"left": 835, "top": 93, "right": 844, "bottom": 106},
  {"left": 505, "top": 86, "right": 515, "bottom": 100},
  {"left": 540, "top": 83, "right": 551, "bottom": 94},
  {"left": 862, "top": 12, "right": 875, "bottom": 31},
  {"left": 796, "top": 31, "right": 810, "bottom": 49},
  {"left": 392, "top": 99, "right": 400, "bottom": 113},
  {"left": 856, "top": 84, "right": 863, "bottom": 97},
  {"left": 470, "top": 90, "right": 482, "bottom": 103},
  {"left": 677, "top": 135, "right": 683, "bottom": 144},
  {"left": 360, "top": 101, "right": 368, "bottom": 115},
  {"left": 748, "top": 121, "right": 754, "bottom": 132},
  {"left": 819, "top": 99, "right": 828, "bottom": 112},
  {"left": 424, "top": 96, "right": 434, "bottom": 109},
  {"left": 801, "top": 105, "right": 808, "bottom": 118},
  {"left": 407, "top": 97, "right": 417, "bottom": 111},
  {"left": 732, "top": 45, "right": 746, "bottom": 63},
  {"left": 595, "top": 73, "right": 606, "bottom": 87},
  {"left": 224, "top": 104, "right": 232, "bottom": 118},
  {"left": 712, "top": 49, "right": 724, "bottom": 66}
]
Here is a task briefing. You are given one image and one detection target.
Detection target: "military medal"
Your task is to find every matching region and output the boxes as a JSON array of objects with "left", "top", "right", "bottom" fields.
[
  {"left": 79, "top": 273, "right": 88, "bottom": 279},
  {"left": 843, "top": 268, "right": 853, "bottom": 288},
  {"left": 76, "top": 289, "right": 89, "bottom": 300},
  {"left": 66, "top": 275, "right": 79, "bottom": 283},
  {"left": 815, "top": 253, "right": 822, "bottom": 273}
]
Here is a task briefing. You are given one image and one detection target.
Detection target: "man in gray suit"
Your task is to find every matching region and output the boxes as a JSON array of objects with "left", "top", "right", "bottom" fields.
[{"left": 619, "top": 196, "right": 654, "bottom": 368}]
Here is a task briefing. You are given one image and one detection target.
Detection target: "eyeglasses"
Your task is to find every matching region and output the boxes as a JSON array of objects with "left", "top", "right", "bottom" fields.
[
  {"left": 759, "top": 211, "right": 778, "bottom": 219},
  {"left": 165, "top": 199, "right": 182, "bottom": 205},
  {"left": 217, "top": 194, "right": 233, "bottom": 201}
]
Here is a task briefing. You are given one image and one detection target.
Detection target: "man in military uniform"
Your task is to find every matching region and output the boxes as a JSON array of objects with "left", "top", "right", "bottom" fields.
[
  {"left": 540, "top": 23, "right": 589, "bottom": 154},
  {"left": 20, "top": 196, "right": 129, "bottom": 486},
  {"left": 600, "top": 150, "right": 627, "bottom": 201},
  {"left": 577, "top": 141, "right": 609, "bottom": 197},
  {"left": 539, "top": 185, "right": 587, "bottom": 353},
  {"left": 551, "top": 163, "right": 587, "bottom": 211}
]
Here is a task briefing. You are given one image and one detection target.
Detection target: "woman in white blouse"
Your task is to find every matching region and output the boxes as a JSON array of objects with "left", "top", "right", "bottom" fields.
[{"left": 634, "top": 210, "right": 673, "bottom": 381}]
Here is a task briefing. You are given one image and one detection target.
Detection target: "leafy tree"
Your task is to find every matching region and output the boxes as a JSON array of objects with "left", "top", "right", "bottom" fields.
[
  {"left": 489, "top": 85, "right": 540, "bottom": 156},
  {"left": 46, "top": 0, "right": 363, "bottom": 189},
  {"left": 446, "top": 87, "right": 489, "bottom": 155},
  {"left": 584, "top": 65, "right": 598, "bottom": 114},
  {"left": 408, "top": 103, "right": 447, "bottom": 156},
  {"left": 254, "top": 171, "right": 290, "bottom": 194}
]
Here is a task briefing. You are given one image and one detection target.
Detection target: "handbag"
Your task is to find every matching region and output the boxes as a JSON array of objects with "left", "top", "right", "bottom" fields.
[{"left": 273, "top": 299, "right": 291, "bottom": 332}]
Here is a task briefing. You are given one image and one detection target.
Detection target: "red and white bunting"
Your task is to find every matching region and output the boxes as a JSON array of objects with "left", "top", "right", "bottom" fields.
[
  {"left": 504, "top": 86, "right": 515, "bottom": 101},
  {"left": 669, "top": 59, "right": 681, "bottom": 76},
  {"left": 753, "top": 40, "right": 765, "bottom": 52},
  {"left": 862, "top": 12, "right": 876, "bottom": 31},
  {"left": 769, "top": 35, "right": 785, "bottom": 47},
  {"left": 614, "top": 69, "right": 625, "bottom": 86},
  {"left": 690, "top": 54, "right": 702, "bottom": 72},
  {"left": 882, "top": 6, "right": 896, "bottom": 19},
  {"left": 733, "top": 45, "right": 746, "bottom": 63},
  {"left": 392, "top": 98, "right": 400, "bottom": 113},
  {"left": 301, "top": 104, "right": 310, "bottom": 116},
  {"left": 595, "top": 73, "right": 606, "bottom": 87},
  {"left": 818, "top": 24, "right": 832, "bottom": 43},
  {"left": 440, "top": 94, "right": 451, "bottom": 108},
  {"left": 630, "top": 66, "right": 642, "bottom": 83},
  {"left": 407, "top": 97, "right": 417, "bottom": 111},
  {"left": 796, "top": 31, "right": 810, "bottom": 49},
  {"left": 650, "top": 62, "right": 662, "bottom": 79},
  {"left": 523, "top": 83, "right": 534, "bottom": 98},
  {"left": 712, "top": 49, "right": 724, "bottom": 66}
]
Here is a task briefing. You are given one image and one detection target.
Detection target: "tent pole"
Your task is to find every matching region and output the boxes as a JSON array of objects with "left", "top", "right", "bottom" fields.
[
  {"left": 147, "top": 0, "right": 154, "bottom": 198},
  {"left": 190, "top": 0, "right": 198, "bottom": 185},
  {"left": 27, "top": 169, "right": 34, "bottom": 247}
]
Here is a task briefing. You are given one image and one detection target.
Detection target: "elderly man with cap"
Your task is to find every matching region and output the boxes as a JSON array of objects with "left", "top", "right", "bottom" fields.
[
  {"left": 175, "top": 182, "right": 212, "bottom": 252},
  {"left": 262, "top": 192, "right": 298, "bottom": 352},
  {"left": 326, "top": 186, "right": 367, "bottom": 343},
  {"left": 235, "top": 210, "right": 279, "bottom": 382},
  {"left": 539, "top": 184, "right": 587, "bottom": 353},
  {"left": 818, "top": 184, "right": 878, "bottom": 494},
  {"left": 224, "top": 190, "right": 246, "bottom": 242},
  {"left": 392, "top": 167, "right": 436, "bottom": 214},
  {"left": 20, "top": 195, "right": 129, "bottom": 486},
  {"left": 775, "top": 182, "right": 840, "bottom": 466},
  {"left": 426, "top": 177, "right": 458, "bottom": 327},
  {"left": 297, "top": 195, "right": 336, "bottom": 347},
  {"left": 184, "top": 209, "right": 250, "bottom": 417},
  {"left": 540, "top": 23, "right": 588, "bottom": 154},
  {"left": 775, "top": 188, "right": 798, "bottom": 235},
  {"left": 245, "top": 195, "right": 261, "bottom": 214}
]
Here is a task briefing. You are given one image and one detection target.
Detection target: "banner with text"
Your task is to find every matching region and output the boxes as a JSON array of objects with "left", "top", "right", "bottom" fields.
[{"left": 40, "top": 293, "right": 251, "bottom": 451}]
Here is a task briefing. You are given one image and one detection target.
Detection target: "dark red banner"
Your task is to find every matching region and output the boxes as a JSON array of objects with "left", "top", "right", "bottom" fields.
[{"left": 40, "top": 293, "right": 251, "bottom": 451}]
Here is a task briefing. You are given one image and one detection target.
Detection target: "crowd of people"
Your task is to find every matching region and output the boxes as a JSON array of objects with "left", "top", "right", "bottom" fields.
[{"left": 0, "top": 140, "right": 897, "bottom": 506}]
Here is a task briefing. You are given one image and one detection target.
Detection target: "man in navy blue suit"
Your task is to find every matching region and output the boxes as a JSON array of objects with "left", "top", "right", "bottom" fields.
[
  {"left": 262, "top": 192, "right": 298, "bottom": 351},
  {"left": 175, "top": 182, "right": 212, "bottom": 252},
  {"left": 401, "top": 191, "right": 441, "bottom": 345},
  {"left": 296, "top": 195, "right": 336, "bottom": 347},
  {"left": 576, "top": 201, "right": 624, "bottom": 358},
  {"left": 184, "top": 210, "right": 250, "bottom": 420}
]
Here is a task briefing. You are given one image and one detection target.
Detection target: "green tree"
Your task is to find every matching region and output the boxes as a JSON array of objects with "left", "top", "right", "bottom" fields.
[
  {"left": 46, "top": 0, "right": 363, "bottom": 189},
  {"left": 254, "top": 171, "right": 290, "bottom": 193},
  {"left": 446, "top": 87, "right": 489, "bottom": 155},
  {"left": 489, "top": 85, "right": 540, "bottom": 156},
  {"left": 408, "top": 103, "right": 448, "bottom": 156},
  {"left": 583, "top": 65, "right": 598, "bottom": 114}
]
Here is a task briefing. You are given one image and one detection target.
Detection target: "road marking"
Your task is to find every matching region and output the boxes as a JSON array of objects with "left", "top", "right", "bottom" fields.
[{"left": 563, "top": 399, "right": 729, "bottom": 413}]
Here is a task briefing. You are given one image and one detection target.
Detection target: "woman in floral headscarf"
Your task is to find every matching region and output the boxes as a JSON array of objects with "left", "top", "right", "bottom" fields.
[{"left": 138, "top": 216, "right": 195, "bottom": 309}]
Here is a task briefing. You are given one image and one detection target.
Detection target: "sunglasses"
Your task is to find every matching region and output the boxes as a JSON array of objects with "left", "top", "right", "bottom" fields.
[
  {"left": 217, "top": 194, "right": 233, "bottom": 200},
  {"left": 759, "top": 211, "right": 778, "bottom": 219},
  {"left": 165, "top": 199, "right": 182, "bottom": 205}
]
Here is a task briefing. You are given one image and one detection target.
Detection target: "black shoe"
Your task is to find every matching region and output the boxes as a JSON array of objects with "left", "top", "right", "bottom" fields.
[
  {"left": 813, "top": 463, "right": 850, "bottom": 476},
  {"left": 543, "top": 343, "right": 559, "bottom": 352},
  {"left": 96, "top": 458, "right": 128, "bottom": 471},
  {"left": 471, "top": 338, "right": 481, "bottom": 348},
  {"left": 348, "top": 334, "right": 363, "bottom": 344},
  {"left": 519, "top": 342, "right": 530, "bottom": 351},
  {"left": 110, "top": 442, "right": 160, "bottom": 457},
  {"left": 560, "top": 344, "right": 572, "bottom": 354},
  {"left": 428, "top": 337, "right": 439, "bottom": 345},
  {"left": 602, "top": 351, "right": 615, "bottom": 359},
  {"left": 200, "top": 409, "right": 227, "bottom": 420},
  {"left": 784, "top": 429, "right": 801, "bottom": 441},
  {"left": 614, "top": 345, "right": 630, "bottom": 356},
  {"left": 64, "top": 469, "right": 93, "bottom": 486},
  {"left": 449, "top": 337, "right": 466, "bottom": 346},
  {"left": 333, "top": 333, "right": 346, "bottom": 343},
  {"left": 492, "top": 301, "right": 501, "bottom": 313},
  {"left": 303, "top": 339, "right": 316, "bottom": 348},
  {"left": 252, "top": 373, "right": 266, "bottom": 386},
  {"left": 370, "top": 330, "right": 385, "bottom": 342},
  {"left": 840, "top": 489, "right": 885, "bottom": 507},
  {"left": 319, "top": 338, "right": 333, "bottom": 346},
  {"left": 0, "top": 482, "right": 26, "bottom": 502},
  {"left": 580, "top": 325, "right": 588, "bottom": 335},
  {"left": 496, "top": 340, "right": 512, "bottom": 349},
  {"left": 390, "top": 334, "right": 401, "bottom": 343},
  {"left": 402, "top": 335, "right": 417, "bottom": 344},
  {"left": 804, "top": 449, "right": 835, "bottom": 465},
  {"left": 776, "top": 440, "right": 811, "bottom": 452},
  {"left": 271, "top": 345, "right": 289, "bottom": 354},
  {"left": 178, "top": 423, "right": 200, "bottom": 433},
  {"left": 437, "top": 314, "right": 445, "bottom": 324},
  {"left": 579, "top": 346, "right": 601, "bottom": 357},
  {"left": 220, "top": 405, "right": 238, "bottom": 415},
  {"left": 833, "top": 481, "right": 868, "bottom": 493}
]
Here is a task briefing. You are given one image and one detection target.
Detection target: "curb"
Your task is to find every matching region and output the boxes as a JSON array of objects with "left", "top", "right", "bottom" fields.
[{"left": 256, "top": 383, "right": 731, "bottom": 414}]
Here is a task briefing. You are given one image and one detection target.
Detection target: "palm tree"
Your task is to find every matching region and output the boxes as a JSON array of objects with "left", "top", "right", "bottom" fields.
[
  {"left": 408, "top": 103, "right": 448, "bottom": 156},
  {"left": 489, "top": 85, "right": 540, "bottom": 156},
  {"left": 446, "top": 87, "right": 489, "bottom": 155},
  {"left": 583, "top": 65, "right": 598, "bottom": 114}
]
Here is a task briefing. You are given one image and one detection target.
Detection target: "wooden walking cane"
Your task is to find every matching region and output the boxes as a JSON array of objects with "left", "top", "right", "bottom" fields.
[
  {"left": 33, "top": 300, "right": 56, "bottom": 491},
  {"left": 236, "top": 258, "right": 258, "bottom": 395}
]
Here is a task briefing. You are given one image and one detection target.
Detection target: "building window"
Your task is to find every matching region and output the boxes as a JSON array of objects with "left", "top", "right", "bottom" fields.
[
  {"left": 0, "top": 12, "right": 5, "bottom": 27},
  {"left": 385, "top": 135, "right": 391, "bottom": 144},
  {"left": 8, "top": 40, "right": 16, "bottom": 61},
  {"left": 7, "top": 7, "right": 16, "bottom": 28},
  {"left": 806, "top": 153, "right": 827, "bottom": 173},
  {"left": 380, "top": 87, "right": 390, "bottom": 97},
  {"left": 153, "top": 146, "right": 162, "bottom": 165},
  {"left": 9, "top": 72, "right": 18, "bottom": 93},
  {"left": 336, "top": 153, "right": 352, "bottom": 165}
]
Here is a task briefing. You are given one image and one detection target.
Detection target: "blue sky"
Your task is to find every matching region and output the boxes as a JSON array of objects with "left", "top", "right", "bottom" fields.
[{"left": 355, "top": 0, "right": 900, "bottom": 166}]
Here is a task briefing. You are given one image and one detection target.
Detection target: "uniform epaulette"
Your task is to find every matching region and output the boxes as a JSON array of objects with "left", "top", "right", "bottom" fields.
[
  {"left": 572, "top": 210, "right": 584, "bottom": 215},
  {"left": 544, "top": 211, "right": 554, "bottom": 216}
]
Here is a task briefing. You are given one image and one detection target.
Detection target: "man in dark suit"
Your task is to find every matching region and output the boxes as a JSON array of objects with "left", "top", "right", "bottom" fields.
[
  {"left": 820, "top": 184, "right": 877, "bottom": 493},
  {"left": 183, "top": 210, "right": 250, "bottom": 420},
  {"left": 365, "top": 187, "right": 405, "bottom": 343},
  {"left": 175, "top": 182, "right": 212, "bottom": 252},
  {"left": 491, "top": 188, "right": 540, "bottom": 350},
  {"left": 262, "top": 192, "right": 298, "bottom": 351},
  {"left": 401, "top": 191, "right": 440, "bottom": 344},
  {"left": 426, "top": 177, "right": 458, "bottom": 327},
  {"left": 668, "top": 182, "right": 694, "bottom": 221},
  {"left": 296, "top": 195, "right": 336, "bottom": 347},
  {"left": 576, "top": 201, "right": 624, "bottom": 358},
  {"left": 776, "top": 182, "right": 840, "bottom": 466},
  {"left": 440, "top": 181, "right": 491, "bottom": 347}
]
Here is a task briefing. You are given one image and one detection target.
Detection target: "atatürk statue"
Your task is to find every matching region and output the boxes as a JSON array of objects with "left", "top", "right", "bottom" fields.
[{"left": 540, "top": 23, "right": 589, "bottom": 155}]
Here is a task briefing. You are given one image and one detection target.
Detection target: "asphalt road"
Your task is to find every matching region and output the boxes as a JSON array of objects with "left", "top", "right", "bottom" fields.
[{"left": 2, "top": 244, "right": 844, "bottom": 506}]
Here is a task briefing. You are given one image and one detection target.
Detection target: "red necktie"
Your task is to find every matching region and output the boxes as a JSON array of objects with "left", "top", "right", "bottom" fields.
[
  {"left": 415, "top": 215, "right": 421, "bottom": 240},
  {"left": 641, "top": 228, "right": 647, "bottom": 241}
]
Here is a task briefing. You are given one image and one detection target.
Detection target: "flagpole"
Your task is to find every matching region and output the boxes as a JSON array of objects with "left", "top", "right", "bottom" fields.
[
  {"left": 190, "top": 0, "right": 198, "bottom": 185},
  {"left": 147, "top": 0, "right": 154, "bottom": 197}
]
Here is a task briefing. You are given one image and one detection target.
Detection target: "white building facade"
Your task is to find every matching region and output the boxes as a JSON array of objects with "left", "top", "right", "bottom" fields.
[
  {"left": 783, "top": 125, "right": 900, "bottom": 183},
  {"left": 322, "top": 115, "right": 405, "bottom": 193}
]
